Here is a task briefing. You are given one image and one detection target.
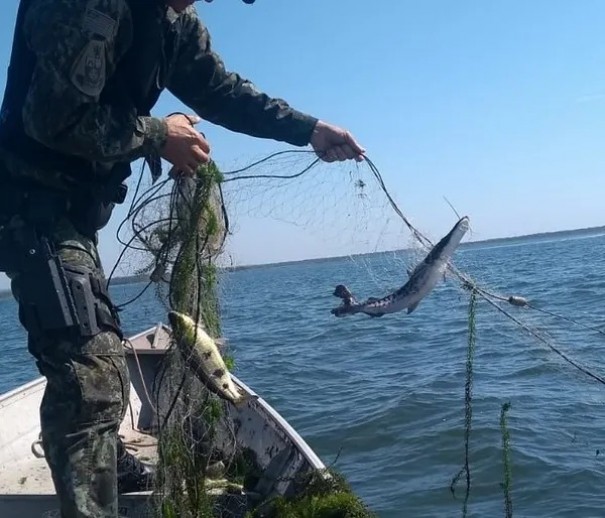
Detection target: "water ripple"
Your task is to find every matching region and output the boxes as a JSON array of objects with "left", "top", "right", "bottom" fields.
[{"left": 2, "top": 235, "right": 605, "bottom": 515}]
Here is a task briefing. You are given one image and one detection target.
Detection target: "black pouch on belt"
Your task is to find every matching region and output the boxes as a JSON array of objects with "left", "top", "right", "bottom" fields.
[{"left": 68, "top": 179, "right": 128, "bottom": 239}]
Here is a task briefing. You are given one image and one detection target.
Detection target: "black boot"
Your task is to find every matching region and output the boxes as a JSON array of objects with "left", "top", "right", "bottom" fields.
[{"left": 117, "top": 438, "right": 155, "bottom": 493}]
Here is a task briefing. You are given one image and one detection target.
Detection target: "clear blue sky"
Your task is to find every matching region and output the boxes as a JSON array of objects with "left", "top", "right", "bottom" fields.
[{"left": 2, "top": 0, "right": 605, "bottom": 279}]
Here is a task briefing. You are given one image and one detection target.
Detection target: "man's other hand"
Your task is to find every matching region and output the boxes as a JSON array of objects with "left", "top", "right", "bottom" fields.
[
  {"left": 310, "top": 120, "right": 365, "bottom": 163},
  {"left": 161, "top": 113, "right": 211, "bottom": 176}
]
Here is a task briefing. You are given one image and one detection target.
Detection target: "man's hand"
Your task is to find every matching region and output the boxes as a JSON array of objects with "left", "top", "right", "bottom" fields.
[
  {"left": 310, "top": 120, "right": 365, "bottom": 163},
  {"left": 161, "top": 113, "right": 211, "bottom": 176}
]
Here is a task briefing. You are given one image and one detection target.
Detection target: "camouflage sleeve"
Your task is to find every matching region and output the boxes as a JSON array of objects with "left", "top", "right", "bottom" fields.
[
  {"left": 167, "top": 10, "right": 318, "bottom": 147},
  {"left": 21, "top": 0, "right": 167, "bottom": 164}
]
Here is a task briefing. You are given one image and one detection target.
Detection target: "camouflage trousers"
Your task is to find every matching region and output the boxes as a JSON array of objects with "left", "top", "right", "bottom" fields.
[{"left": 9, "top": 217, "right": 130, "bottom": 518}]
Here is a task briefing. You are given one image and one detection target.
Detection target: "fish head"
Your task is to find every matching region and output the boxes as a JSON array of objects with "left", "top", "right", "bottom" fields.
[
  {"left": 456, "top": 216, "right": 470, "bottom": 234},
  {"left": 425, "top": 216, "right": 470, "bottom": 264},
  {"left": 448, "top": 216, "right": 470, "bottom": 250},
  {"left": 169, "top": 311, "right": 212, "bottom": 346},
  {"left": 167, "top": 310, "right": 184, "bottom": 330},
  {"left": 168, "top": 310, "right": 197, "bottom": 342}
]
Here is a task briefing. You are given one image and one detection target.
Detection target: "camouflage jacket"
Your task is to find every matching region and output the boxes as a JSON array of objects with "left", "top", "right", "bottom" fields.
[{"left": 0, "top": 0, "right": 318, "bottom": 192}]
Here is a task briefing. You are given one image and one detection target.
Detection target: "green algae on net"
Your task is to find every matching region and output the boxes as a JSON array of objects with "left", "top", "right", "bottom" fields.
[
  {"left": 125, "top": 160, "right": 375, "bottom": 517},
  {"left": 247, "top": 469, "right": 376, "bottom": 518}
]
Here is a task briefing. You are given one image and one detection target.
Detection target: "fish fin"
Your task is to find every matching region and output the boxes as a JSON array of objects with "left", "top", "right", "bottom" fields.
[{"left": 407, "top": 302, "right": 420, "bottom": 314}]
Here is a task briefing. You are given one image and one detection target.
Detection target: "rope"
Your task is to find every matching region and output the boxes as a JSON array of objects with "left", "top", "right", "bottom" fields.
[
  {"left": 105, "top": 147, "right": 605, "bottom": 517},
  {"left": 360, "top": 153, "right": 605, "bottom": 387}
]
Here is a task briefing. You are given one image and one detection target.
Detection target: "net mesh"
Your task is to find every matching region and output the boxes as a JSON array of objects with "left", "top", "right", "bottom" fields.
[{"left": 109, "top": 148, "right": 605, "bottom": 517}]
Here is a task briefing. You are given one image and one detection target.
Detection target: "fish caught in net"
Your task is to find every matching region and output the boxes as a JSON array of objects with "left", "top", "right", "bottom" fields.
[{"left": 110, "top": 148, "right": 605, "bottom": 517}]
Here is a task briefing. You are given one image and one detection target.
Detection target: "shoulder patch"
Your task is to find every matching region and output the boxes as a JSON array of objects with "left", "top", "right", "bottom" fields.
[
  {"left": 70, "top": 40, "right": 106, "bottom": 97},
  {"left": 83, "top": 8, "right": 117, "bottom": 40}
]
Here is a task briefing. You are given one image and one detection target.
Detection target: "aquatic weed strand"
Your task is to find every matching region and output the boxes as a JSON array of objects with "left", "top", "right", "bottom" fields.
[
  {"left": 150, "top": 162, "right": 233, "bottom": 517},
  {"left": 500, "top": 402, "right": 513, "bottom": 518},
  {"left": 450, "top": 288, "right": 477, "bottom": 517}
]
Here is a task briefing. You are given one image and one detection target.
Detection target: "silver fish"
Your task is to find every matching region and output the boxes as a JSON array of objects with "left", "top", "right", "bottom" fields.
[
  {"left": 331, "top": 216, "right": 470, "bottom": 318},
  {"left": 168, "top": 311, "right": 253, "bottom": 406}
]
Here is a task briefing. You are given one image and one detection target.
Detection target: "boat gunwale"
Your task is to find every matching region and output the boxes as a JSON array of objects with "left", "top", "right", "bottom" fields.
[
  {"left": 0, "top": 322, "right": 326, "bottom": 495},
  {"left": 124, "top": 322, "right": 326, "bottom": 471},
  {"left": 230, "top": 373, "right": 325, "bottom": 471},
  {"left": 0, "top": 377, "right": 45, "bottom": 407}
]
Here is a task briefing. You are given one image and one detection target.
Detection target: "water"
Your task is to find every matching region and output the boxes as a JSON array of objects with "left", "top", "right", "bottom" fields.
[{"left": 2, "top": 233, "right": 605, "bottom": 517}]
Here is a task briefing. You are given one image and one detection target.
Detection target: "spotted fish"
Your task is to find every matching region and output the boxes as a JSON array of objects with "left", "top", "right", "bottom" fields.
[
  {"left": 168, "top": 310, "right": 252, "bottom": 406},
  {"left": 331, "top": 216, "right": 470, "bottom": 318}
]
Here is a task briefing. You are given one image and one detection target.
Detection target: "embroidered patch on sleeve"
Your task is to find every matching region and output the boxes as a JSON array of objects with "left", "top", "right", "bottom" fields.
[
  {"left": 83, "top": 8, "right": 116, "bottom": 40},
  {"left": 70, "top": 39, "right": 106, "bottom": 97}
]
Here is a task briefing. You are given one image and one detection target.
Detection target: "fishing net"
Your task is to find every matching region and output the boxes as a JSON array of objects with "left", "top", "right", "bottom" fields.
[
  {"left": 110, "top": 151, "right": 393, "bottom": 517},
  {"left": 109, "top": 147, "right": 605, "bottom": 517}
]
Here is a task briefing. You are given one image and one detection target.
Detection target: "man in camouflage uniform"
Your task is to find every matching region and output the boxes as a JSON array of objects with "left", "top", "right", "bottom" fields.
[{"left": 0, "top": 0, "right": 365, "bottom": 516}]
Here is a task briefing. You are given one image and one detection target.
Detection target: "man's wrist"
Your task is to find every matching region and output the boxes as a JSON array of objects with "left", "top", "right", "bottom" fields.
[
  {"left": 139, "top": 116, "right": 168, "bottom": 154},
  {"left": 286, "top": 112, "right": 319, "bottom": 147}
]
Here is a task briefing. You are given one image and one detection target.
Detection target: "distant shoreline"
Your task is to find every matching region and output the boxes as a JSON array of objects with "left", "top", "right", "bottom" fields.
[
  {"left": 223, "top": 224, "right": 605, "bottom": 272},
  {"left": 0, "top": 224, "right": 603, "bottom": 299},
  {"left": 461, "top": 224, "right": 605, "bottom": 248},
  {"left": 0, "top": 273, "right": 150, "bottom": 300}
]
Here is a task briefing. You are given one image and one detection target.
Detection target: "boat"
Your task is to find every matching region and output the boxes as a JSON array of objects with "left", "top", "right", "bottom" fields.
[{"left": 0, "top": 322, "right": 327, "bottom": 517}]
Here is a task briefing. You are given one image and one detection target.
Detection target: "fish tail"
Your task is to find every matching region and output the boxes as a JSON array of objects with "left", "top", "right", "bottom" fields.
[{"left": 333, "top": 284, "right": 357, "bottom": 305}]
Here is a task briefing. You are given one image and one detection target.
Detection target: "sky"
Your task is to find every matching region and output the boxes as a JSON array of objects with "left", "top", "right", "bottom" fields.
[{"left": 2, "top": 0, "right": 605, "bottom": 282}]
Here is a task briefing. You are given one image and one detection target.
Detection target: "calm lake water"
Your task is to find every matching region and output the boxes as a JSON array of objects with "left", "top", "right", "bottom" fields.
[{"left": 2, "top": 233, "right": 605, "bottom": 517}]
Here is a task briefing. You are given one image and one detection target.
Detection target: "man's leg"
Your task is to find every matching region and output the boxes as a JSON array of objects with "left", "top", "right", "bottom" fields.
[
  {"left": 11, "top": 217, "right": 151, "bottom": 517},
  {"left": 36, "top": 333, "right": 128, "bottom": 517}
]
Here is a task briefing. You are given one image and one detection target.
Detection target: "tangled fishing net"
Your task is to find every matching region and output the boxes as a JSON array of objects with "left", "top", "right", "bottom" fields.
[
  {"left": 111, "top": 150, "right": 393, "bottom": 516},
  {"left": 109, "top": 145, "right": 605, "bottom": 517}
]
